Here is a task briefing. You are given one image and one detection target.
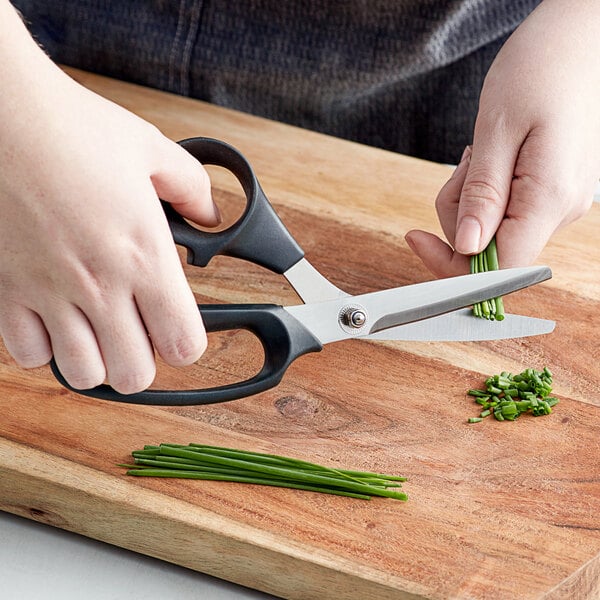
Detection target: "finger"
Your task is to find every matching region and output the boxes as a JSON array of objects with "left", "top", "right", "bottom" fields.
[
  {"left": 493, "top": 176, "right": 549, "bottom": 268},
  {"left": 489, "top": 120, "right": 599, "bottom": 268},
  {"left": 134, "top": 253, "right": 207, "bottom": 368},
  {"left": 492, "top": 132, "right": 573, "bottom": 268},
  {"left": 0, "top": 305, "right": 52, "bottom": 368},
  {"left": 42, "top": 305, "right": 107, "bottom": 390},
  {"left": 405, "top": 230, "right": 470, "bottom": 278},
  {"left": 494, "top": 215, "right": 543, "bottom": 269},
  {"left": 87, "top": 297, "right": 156, "bottom": 395},
  {"left": 454, "top": 117, "right": 520, "bottom": 255},
  {"left": 435, "top": 145, "right": 472, "bottom": 246},
  {"left": 151, "top": 140, "right": 221, "bottom": 226}
]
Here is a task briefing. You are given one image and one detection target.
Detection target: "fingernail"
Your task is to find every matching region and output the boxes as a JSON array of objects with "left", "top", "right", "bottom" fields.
[
  {"left": 405, "top": 232, "right": 417, "bottom": 253},
  {"left": 455, "top": 216, "right": 481, "bottom": 254},
  {"left": 460, "top": 145, "right": 472, "bottom": 163},
  {"left": 450, "top": 146, "right": 471, "bottom": 180}
]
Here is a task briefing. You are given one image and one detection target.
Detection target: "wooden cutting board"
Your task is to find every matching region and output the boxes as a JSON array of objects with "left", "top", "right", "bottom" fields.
[{"left": 1, "top": 68, "right": 598, "bottom": 600}]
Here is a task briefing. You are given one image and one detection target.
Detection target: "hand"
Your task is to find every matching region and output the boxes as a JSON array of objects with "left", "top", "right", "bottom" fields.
[
  {"left": 405, "top": 0, "right": 600, "bottom": 278},
  {"left": 0, "top": 63, "right": 219, "bottom": 393}
]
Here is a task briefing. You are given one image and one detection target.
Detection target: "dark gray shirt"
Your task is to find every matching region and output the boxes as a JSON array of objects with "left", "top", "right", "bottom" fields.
[{"left": 14, "top": 0, "right": 542, "bottom": 162}]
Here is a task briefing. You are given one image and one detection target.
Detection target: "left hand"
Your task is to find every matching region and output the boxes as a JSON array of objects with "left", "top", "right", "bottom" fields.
[{"left": 405, "top": 0, "right": 600, "bottom": 278}]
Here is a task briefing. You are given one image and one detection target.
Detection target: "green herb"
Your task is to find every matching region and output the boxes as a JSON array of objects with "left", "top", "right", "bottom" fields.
[
  {"left": 467, "top": 367, "right": 558, "bottom": 423},
  {"left": 470, "top": 236, "right": 505, "bottom": 320},
  {"left": 120, "top": 443, "right": 408, "bottom": 501}
]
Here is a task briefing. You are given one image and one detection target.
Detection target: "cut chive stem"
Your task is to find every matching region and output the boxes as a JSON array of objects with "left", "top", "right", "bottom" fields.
[
  {"left": 169, "top": 443, "right": 408, "bottom": 485},
  {"left": 159, "top": 446, "right": 368, "bottom": 487},
  {"left": 121, "top": 443, "right": 408, "bottom": 501},
  {"left": 467, "top": 367, "right": 557, "bottom": 423},
  {"left": 126, "top": 469, "right": 378, "bottom": 500},
  {"left": 470, "top": 236, "right": 504, "bottom": 320}
]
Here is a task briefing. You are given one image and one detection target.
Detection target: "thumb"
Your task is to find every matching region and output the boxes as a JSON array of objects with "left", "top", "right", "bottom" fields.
[
  {"left": 454, "top": 123, "right": 520, "bottom": 256},
  {"left": 150, "top": 139, "right": 221, "bottom": 226}
]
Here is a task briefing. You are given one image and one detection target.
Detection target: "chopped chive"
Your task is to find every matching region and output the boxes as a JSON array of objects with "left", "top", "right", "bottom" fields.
[
  {"left": 466, "top": 367, "right": 559, "bottom": 423},
  {"left": 468, "top": 389, "right": 490, "bottom": 398}
]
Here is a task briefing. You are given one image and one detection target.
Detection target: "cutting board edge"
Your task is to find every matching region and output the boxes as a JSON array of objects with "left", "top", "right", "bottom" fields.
[
  {"left": 542, "top": 551, "right": 600, "bottom": 600},
  {"left": 0, "top": 437, "right": 430, "bottom": 600}
]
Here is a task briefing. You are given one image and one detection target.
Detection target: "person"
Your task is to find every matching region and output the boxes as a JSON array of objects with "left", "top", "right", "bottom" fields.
[{"left": 1, "top": 0, "right": 598, "bottom": 394}]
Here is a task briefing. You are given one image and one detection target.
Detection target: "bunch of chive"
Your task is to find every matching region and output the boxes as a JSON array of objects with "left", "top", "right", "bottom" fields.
[
  {"left": 467, "top": 367, "right": 559, "bottom": 423},
  {"left": 120, "top": 443, "right": 408, "bottom": 501},
  {"left": 470, "top": 237, "right": 505, "bottom": 320}
]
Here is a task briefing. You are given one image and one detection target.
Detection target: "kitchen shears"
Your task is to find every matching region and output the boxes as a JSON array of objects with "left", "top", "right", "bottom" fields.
[{"left": 51, "top": 137, "right": 555, "bottom": 405}]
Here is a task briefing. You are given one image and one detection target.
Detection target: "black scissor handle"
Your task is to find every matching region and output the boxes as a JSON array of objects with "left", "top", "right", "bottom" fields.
[
  {"left": 50, "top": 305, "right": 322, "bottom": 406},
  {"left": 163, "top": 137, "right": 304, "bottom": 274}
]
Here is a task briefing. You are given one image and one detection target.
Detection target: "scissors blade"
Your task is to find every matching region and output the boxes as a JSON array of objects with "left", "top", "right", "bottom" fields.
[
  {"left": 365, "top": 265, "right": 551, "bottom": 335},
  {"left": 284, "top": 265, "right": 551, "bottom": 344},
  {"left": 284, "top": 258, "right": 349, "bottom": 302},
  {"left": 366, "top": 308, "right": 555, "bottom": 341}
]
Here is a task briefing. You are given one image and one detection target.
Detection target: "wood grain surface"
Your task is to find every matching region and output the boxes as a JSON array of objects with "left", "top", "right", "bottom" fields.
[{"left": 1, "top": 68, "right": 599, "bottom": 600}]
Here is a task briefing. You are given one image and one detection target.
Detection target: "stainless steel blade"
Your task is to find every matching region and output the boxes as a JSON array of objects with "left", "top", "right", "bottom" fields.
[
  {"left": 365, "top": 308, "right": 555, "bottom": 341},
  {"left": 284, "top": 265, "right": 551, "bottom": 344},
  {"left": 366, "top": 266, "right": 551, "bottom": 334},
  {"left": 284, "top": 258, "right": 348, "bottom": 303}
]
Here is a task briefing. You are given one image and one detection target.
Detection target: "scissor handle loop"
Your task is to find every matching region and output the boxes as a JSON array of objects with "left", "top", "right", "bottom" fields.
[
  {"left": 163, "top": 137, "right": 304, "bottom": 274},
  {"left": 50, "top": 305, "right": 322, "bottom": 405}
]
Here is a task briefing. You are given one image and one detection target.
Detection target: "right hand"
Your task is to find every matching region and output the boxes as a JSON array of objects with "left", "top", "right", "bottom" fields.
[{"left": 0, "top": 68, "right": 220, "bottom": 394}]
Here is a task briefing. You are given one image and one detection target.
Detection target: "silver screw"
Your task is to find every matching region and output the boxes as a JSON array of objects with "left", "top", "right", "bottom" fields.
[
  {"left": 338, "top": 305, "right": 368, "bottom": 333},
  {"left": 349, "top": 310, "right": 366, "bottom": 328}
]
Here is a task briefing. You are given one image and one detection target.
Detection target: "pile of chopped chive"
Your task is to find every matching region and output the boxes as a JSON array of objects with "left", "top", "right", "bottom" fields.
[
  {"left": 467, "top": 367, "right": 558, "bottom": 423},
  {"left": 120, "top": 443, "right": 408, "bottom": 501},
  {"left": 471, "top": 236, "right": 505, "bottom": 320}
]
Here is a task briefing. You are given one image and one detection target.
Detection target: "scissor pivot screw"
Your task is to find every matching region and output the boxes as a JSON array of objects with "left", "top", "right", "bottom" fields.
[
  {"left": 348, "top": 310, "right": 366, "bottom": 328},
  {"left": 339, "top": 306, "right": 368, "bottom": 334}
]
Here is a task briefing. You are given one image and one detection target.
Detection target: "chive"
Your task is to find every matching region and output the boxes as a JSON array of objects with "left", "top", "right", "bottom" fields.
[
  {"left": 186, "top": 443, "right": 408, "bottom": 482},
  {"left": 468, "top": 417, "right": 483, "bottom": 423},
  {"left": 160, "top": 446, "right": 367, "bottom": 488},
  {"left": 120, "top": 443, "right": 408, "bottom": 501},
  {"left": 466, "top": 367, "right": 559, "bottom": 423},
  {"left": 468, "top": 389, "right": 490, "bottom": 398},
  {"left": 126, "top": 469, "right": 376, "bottom": 500},
  {"left": 470, "top": 236, "right": 505, "bottom": 320}
]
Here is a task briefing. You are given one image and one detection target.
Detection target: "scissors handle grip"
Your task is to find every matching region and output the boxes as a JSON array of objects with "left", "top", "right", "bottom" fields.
[
  {"left": 165, "top": 137, "right": 304, "bottom": 274},
  {"left": 50, "top": 305, "right": 322, "bottom": 406}
]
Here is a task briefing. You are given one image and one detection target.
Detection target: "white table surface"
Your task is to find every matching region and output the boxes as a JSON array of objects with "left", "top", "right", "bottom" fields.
[{"left": 0, "top": 511, "right": 277, "bottom": 600}]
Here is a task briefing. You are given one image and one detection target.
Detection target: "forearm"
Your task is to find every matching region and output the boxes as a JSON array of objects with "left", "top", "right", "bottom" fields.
[
  {"left": 0, "top": 2, "right": 68, "bottom": 135},
  {"left": 512, "top": 0, "right": 600, "bottom": 90},
  {"left": 536, "top": 0, "right": 600, "bottom": 37}
]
